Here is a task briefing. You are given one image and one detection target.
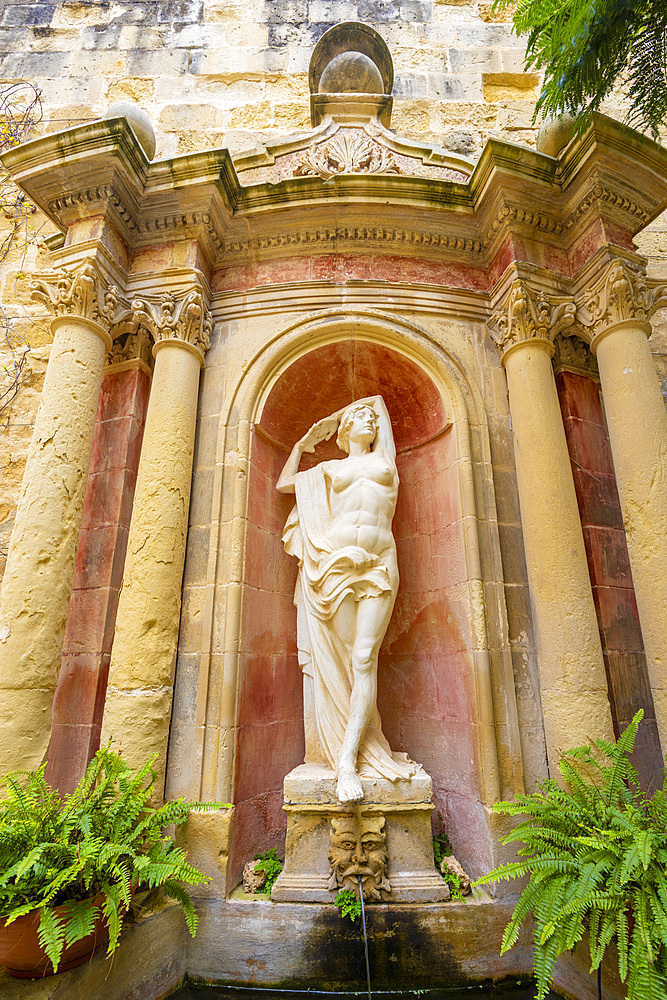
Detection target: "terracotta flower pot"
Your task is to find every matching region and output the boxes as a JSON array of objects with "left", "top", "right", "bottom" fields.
[{"left": 0, "top": 900, "right": 109, "bottom": 979}]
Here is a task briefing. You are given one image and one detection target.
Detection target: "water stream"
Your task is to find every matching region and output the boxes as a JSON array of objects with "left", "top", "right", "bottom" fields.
[{"left": 357, "top": 875, "right": 372, "bottom": 1000}]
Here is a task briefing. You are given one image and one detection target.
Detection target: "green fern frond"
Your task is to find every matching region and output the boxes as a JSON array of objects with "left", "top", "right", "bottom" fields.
[
  {"left": 0, "top": 746, "right": 218, "bottom": 967},
  {"left": 162, "top": 880, "right": 198, "bottom": 936},
  {"left": 61, "top": 898, "right": 99, "bottom": 947},
  {"left": 475, "top": 713, "right": 667, "bottom": 997},
  {"left": 37, "top": 906, "right": 65, "bottom": 972}
]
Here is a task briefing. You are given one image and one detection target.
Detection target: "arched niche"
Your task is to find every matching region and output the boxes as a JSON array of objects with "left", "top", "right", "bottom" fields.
[{"left": 230, "top": 335, "right": 498, "bottom": 883}]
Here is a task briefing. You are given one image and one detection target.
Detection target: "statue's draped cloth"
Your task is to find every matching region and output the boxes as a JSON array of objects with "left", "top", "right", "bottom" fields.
[{"left": 283, "top": 464, "right": 414, "bottom": 781}]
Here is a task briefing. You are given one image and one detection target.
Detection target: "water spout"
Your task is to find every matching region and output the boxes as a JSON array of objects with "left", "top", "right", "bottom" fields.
[{"left": 357, "top": 875, "right": 372, "bottom": 1000}]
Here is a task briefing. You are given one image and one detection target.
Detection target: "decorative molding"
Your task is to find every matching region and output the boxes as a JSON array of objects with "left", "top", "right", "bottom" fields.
[
  {"left": 489, "top": 278, "right": 576, "bottom": 353},
  {"left": 574, "top": 258, "right": 667, "bottom": 339},
  {"left": 136, "top": 211, "right": 224, "bottom": 252},
  {"left": 48, "top": 186, "right": 139, "bottom": 234},
  {"left": 481, "top": 203, "right": 563, "bottom": 251},
  {"left": 552, "top": 333, "right": 598, "bottom": 377},
  {"left": 327, "top": 812, "right": 390, "bottom": 902},
  {"left": 564, "top": 174, "right": 650, "bottom": 233},
  {"left": 223, "top": 226, "right": 483, "bottom": 257},
  {"left": 294, "top": 132, "right": 401, "bottom": 180},
  {"left": 106, "top": 326, "right": 154, "bottom": 369},
  {"left": 48, "top": 187, "right": 224, "bottom": 253},
  {"left": 30, "top": 258, "right": 122, "bottom": 331},
  {"left": 129, "top": 285, "right": 212, "bottom": 355}
]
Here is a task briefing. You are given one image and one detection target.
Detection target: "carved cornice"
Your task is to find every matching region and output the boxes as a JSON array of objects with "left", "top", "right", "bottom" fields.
[
  {"left": 30, "top": 258, "right": 122, "bottom": 331},
  {"left": 481, "top": 203, "right": 563, "bottom": 252},
  {"left": 223, "top": 226, "right": 483, "bottom": 258},
  {"left": 564, "top": 174, "right": 650, "bottom": 234},
  {"left": 49, "top": 186, "right": 138, "bottom": 234},
  {"left": 575, "top": 258, "right": 667, "bottom": 340},
  {"left": 129, "top": 285, "right": 212, "bottom": 355},
  {"left": 489, "top": 279, "right": 576, "bottom": 355}
]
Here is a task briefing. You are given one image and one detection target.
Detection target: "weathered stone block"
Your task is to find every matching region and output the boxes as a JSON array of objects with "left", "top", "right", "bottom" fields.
[
  {"left": 0, "top": 3, "right": 56, "bottom": 28},
  {"left": 81, "top": 24, "right": 122, "bottom": 50},
  {"left": 156, "top": 0, "right": 204, "bottom": 23},
  {"left": 272, "top": 764, "right": 449, "bottom": 903},
  {"left": 482, "top": 71, "right": 540, "bottom": 102}
]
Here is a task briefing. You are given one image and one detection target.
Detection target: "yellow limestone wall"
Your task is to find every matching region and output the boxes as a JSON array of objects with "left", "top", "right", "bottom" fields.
[
  {"left": 0, "top": 4, "right": 664, "bottom": 810},
  {"left": 0, "top": 0, "right": 665, "bottom": 570}
]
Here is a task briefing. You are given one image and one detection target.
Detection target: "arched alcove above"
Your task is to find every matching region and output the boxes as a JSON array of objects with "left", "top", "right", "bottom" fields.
[
  {"left": 230, "top": 334, "right": 493, "bottom": 885},
  {"left": 258, "top": 338, "right": 450, "bottom": 455}
]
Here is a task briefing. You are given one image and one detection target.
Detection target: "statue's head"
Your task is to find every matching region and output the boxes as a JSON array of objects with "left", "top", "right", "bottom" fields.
[
  {"left": 327, "top": 812, "right": 389, "bottom": 900},
  {"left": 337, "top": 403, "right": 379, "bottom": 453}
]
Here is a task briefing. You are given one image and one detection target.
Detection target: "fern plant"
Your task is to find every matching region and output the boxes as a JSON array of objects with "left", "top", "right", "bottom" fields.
[
  {"left": 493, "top": 0, "right": 667, "bottom": 139},
  {"left": 0, "top": 747, "right": 227, "bottom": 973},
  {"left": 252, "top": 849, "right": 283, "bottom": 895},
  {"left": 475, "top": 711, "right": 667, "bottom": 1000},
  {"left": 334, "top": 888, "right": 362, "bottom": 922}
]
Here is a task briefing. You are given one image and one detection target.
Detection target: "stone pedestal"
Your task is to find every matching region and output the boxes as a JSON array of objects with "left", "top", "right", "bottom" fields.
[{"left": 271, "top": 763, "right": 449, "bottom": 903}]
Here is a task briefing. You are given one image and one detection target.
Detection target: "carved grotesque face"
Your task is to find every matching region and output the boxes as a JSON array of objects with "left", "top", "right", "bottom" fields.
[
  {"left": 327, "top": 813, "right": 390, "bottom": 901},
  {"left": 337, "top": 405, "right": 378, "bottom": 454}
]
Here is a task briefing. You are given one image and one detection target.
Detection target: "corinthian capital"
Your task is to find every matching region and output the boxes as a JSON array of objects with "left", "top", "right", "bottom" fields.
[
  {"left": 31, "top": 259, "right": 120, "bottom": 331},
  {"left": 489, "top": 279, "right": 576, "bottom": 355},
  {"left": 129, "top": 285, "right": 212, "bottom": 356},
  {"left": 575, "top": 258, "right": 656, "bottom": 339}
]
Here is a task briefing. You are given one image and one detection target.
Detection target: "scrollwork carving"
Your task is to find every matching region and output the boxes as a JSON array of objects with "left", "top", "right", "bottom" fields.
[
  {"left": 576, "top": 259, "right": 651, "bottom": 338},
  {"left": 31, "top": 259, "right": 120, "bottom": 331},
  {"left": 552, "top": 333, "right": 598, "bottom": 376},
  {"left": 129, "top": 286, "right": 212, "bottom": 355},
  {"left": 489, "top": 279, "right": 576, "bottom": 354},
  {"left": 576, "top": 258, "right": 667, "bottom": 340},
  {"left": 295, "top": 133, "right": 401, "bottom": 180},
  {"left": 107, "top": 327, "right": 153, "bottom": 368}
]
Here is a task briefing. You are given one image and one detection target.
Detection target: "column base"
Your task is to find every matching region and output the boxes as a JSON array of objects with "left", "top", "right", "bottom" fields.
[{"left": 271, "top": 763, "right": 449, "bottom": 904}]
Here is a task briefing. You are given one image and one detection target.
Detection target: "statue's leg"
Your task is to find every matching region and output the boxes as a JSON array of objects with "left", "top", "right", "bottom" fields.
[{"left": 336, "top": 592, "right": 393, "bottom": 803}]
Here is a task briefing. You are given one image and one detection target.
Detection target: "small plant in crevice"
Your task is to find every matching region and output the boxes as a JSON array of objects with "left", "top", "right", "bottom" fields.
[
  {"left": 432, "top": 810, "right": 451, "bottom": 870},
  {"left": 334, "top": 887, "right": 362, "bottom": 922},
  {"left": 433, "top": 811, "right": 452, "bottom": 876},
  {"left": 441, "top": 868, "right": 465, "bottom": 900},
  {"left": 252, "top": 849, "right": 283, "bottom": 895}
]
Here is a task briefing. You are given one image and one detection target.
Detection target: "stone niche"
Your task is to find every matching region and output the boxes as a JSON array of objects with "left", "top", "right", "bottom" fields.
[{"left": 229, "top": 337, "right": 495, "bottom": 889}]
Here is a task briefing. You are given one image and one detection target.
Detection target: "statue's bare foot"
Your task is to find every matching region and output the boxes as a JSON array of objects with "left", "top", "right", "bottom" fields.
[{"left": 336, "top": 764, "right": 363, "bottom": 803}]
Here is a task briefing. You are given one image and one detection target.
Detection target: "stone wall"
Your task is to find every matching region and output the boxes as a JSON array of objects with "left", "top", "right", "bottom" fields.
[{"left": 0, "top": 0, "right": 665, "bottom": 573}]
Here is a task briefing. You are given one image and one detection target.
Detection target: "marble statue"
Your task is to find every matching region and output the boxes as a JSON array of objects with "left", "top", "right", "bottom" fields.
[{"left": 277, "top": 396, "right": 415, "bottom": 803}]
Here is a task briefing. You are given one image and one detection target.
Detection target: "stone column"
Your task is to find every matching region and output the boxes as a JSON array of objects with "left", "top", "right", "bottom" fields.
[
  {"left": 46, "top": 352, "right": 152, "bottom": 794},
  {"left": 101, "top": 287, "right": 211, "bottom": 795},
  {"left": 578, "top": 259, "right": 667, "bottom": 750},
  {"left": 490, "top": 280, "right": 615, "bottom": 775},
  {"left": 0, "top": 261, "right": 117, "bottom": 774}
]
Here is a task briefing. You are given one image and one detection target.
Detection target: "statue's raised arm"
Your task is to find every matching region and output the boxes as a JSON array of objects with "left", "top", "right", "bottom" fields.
[{"left": 276, "top": 412, "right": 340, "bottom": 493}]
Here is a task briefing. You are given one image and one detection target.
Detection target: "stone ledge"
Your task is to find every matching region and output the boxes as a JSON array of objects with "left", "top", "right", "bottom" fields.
[
  {"left": 0, "top": 900, "right": 187, "bottom": 1000},
  {"left": 283, "top": 761, "right": 433, "bottom": 806},
  {"left": 186, "top": 893, "right": 533, "bottom": 989}
]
